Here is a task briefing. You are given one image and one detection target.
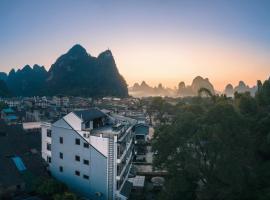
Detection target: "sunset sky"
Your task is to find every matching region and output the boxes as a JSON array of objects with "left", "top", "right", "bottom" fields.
[{"left": 0, "top": 0, "right": 270, "bottom": 91}]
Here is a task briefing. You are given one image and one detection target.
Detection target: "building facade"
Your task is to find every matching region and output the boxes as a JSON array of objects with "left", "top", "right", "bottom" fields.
[{"left": 41, "top": 108, "right": 136, "bottom": 200}]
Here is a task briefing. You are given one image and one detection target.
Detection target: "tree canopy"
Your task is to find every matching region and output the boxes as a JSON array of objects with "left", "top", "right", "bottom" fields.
[{"left": 152, "top": 78, "right": 270, "bottom": 200}]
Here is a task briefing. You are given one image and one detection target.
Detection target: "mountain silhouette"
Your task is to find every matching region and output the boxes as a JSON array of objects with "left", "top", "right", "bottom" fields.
[{"left": 0, "top": 44, "right": 128, "bottom": 97}]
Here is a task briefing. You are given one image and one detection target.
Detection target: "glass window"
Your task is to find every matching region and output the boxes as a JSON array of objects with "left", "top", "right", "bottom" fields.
[
  {"left": 83, "top": 143, "right": 89, "bottom": 148},
  {"left": 59, "top": 137, "right": 63, "bottom": 144},
  {"left": 46, "top": 143, "right": 51, "bottom": 151},
  {"left": 47, "top": 129, "right": 51, "bottom": 137},
  {"left": 75, "top": 170, "right": 80, "bottom": 176},
  {"left": 83, "top": 175, "right": 89, "bottom": 180},
  {"left": 83, "top": 159, "right": 89, "bottom": 165},
  {"left": 47, "top": 156, "right": 51, "bottom": 163},
  {"left": 75, "top": 138, "right": 80, "bottom": 145},
  {"left": 75, "top": 155, "right": 80, "bottom": 161}
]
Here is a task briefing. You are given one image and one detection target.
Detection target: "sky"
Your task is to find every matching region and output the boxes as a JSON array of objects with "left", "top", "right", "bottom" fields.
[{"left": 0, "top": 0, "right": 270, "bottom": 91}]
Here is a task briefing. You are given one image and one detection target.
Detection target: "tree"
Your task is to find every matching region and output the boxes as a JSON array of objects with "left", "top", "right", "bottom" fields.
[
  {"left": 35, "top": 178, "right": 67, "bottom": 198},
  {"left": 152, "top": 82, "right": 270, "bottom": 200},
  {"left": 53, "top": 192, "right": 78, "bottom": 200},
  {"left": 256, "top": 78, "right": 270, "bottom": 106}
]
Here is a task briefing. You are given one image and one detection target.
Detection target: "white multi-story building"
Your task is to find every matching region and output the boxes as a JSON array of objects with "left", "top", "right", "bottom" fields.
[{"left": 41, "top": 108, "right": 136, "bottom": 200}]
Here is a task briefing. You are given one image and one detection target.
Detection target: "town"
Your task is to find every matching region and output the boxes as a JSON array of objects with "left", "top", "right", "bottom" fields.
[
  {"left": 0, "top": 95, "right": 168, "bottom": 200},
  {"left": 1, "top": 1, "right": 270, "bottom": 200}
]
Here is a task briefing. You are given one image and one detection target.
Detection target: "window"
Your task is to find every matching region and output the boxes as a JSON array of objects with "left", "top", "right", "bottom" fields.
[
  {"left": 47, "top": 129, "right": 51, "bottom": 137},
  {"left": 75, "top": 170, "right": 80, "bottom": 176},
  {"left": 83, "top": 175, "right": 89, "bottom": 180},
  {"left": 59, "top": 152, "right": 63, "bottom": 159},
  {"left": 16, "top": 184, "right": 21, "bottom": 190},
  {"left": 47, "top": 156, "right": 51, "bottom": 163},
  {"left": 75, "top": 155, "right": 80, "bottom": 161},
  {"left": 83, "top": 159, "right": 89, "bottom": 165},
  {"left": 59, "top": 137, "right": 63, "bottom": 144},
  {"left": 75, "top": 138, "right": 80, "bottom": 145},
  {"left": 83, "top": 143, "right": 89, "bottom": 148},
  {"left": 46, "top": 143, "right": 51, "bottom": 151},
  {"left": 59, "top": 166, "right": 63, "bottom": 172}
]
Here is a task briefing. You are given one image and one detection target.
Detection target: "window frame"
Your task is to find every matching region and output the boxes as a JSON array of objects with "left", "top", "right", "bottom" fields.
[
  {"left": 75, "top": 138, "right": 80, "bottom": 145},
  {"left": 83, "top": 174, "right": 89, "bottom": 180},
  {"left": 59, "top": 136, "right": 63, "bottom": 144},
  {"left": 83, "top": 142, "right": 89, "bottom": 148},
  {"left": 75, "top": 155, "right": 80, "bottom": 162},
  {"left": 83, "top": 159, "right": 89, "bottom": 165},
  {"left": 75, "top": 170, "right": 80, "bottom": 176},
  {"left": 46, "top": 129, "right": 52, "bottom": 137}
]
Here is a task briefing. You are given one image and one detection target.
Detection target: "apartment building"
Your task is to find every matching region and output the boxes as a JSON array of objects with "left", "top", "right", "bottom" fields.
[{"left": 41, "top": 108, "right": 136, "bottom": 200}]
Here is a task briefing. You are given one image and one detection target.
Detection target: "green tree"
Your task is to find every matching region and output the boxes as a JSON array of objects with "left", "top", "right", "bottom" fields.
[
  {"left": 152, "top": 84, "right": 270, "bottom": 200},
  {"left": 53, "top": 192, "right": 78, "bottom": 200},
  {"left": 35, "top": 178, "right": 67, "bottom": 198}
]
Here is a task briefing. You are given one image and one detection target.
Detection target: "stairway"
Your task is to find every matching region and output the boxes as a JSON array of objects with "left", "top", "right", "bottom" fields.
[{"left": 108, "top": 136, "right": 114, "bottom": 200}]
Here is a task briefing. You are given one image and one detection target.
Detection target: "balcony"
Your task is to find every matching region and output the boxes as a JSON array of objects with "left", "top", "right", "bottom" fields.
[{"left": 116, "top": 150, "right": 133, "bottom": 180}]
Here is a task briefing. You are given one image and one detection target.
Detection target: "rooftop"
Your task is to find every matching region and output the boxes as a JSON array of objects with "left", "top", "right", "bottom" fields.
[
  {"left": 73, "top": 108, "right": 106, "bottom": 122},
  {"left": 2, "top": 107, "right": 15, "bottom": 113},
  {"left": 0, "top": 120, "right": 48, "bottom": 187}
]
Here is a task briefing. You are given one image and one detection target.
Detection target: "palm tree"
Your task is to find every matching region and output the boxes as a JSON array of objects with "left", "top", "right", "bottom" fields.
[{"left": 198, "top": 87, "right": 216, "bottom": 103}]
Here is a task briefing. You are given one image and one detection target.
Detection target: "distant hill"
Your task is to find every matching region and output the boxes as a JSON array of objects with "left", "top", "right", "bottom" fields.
[
  {"left": 0, "top": 72, "right": 7, "bottom": 81},
  {"left": 6, "top": 64, "right": 47, "bottom": 96},
  {"left": 177, "top": 76, "right": 215, "bottom": 97},
  {"left": 224, "top": 81, "right": 257, "bottom": 97},
  {"left": 129, "top": 81, "right": 175, "bottom": 97},
  {"left": 0, "top": 44, "right": 128, "bottom": 97},
  {"left": 0, "top": 79, "right": 11, "bottom": 97},
  {"left": 47, "top": 44, "right": 128, "bottom": 97},
  {"left": 129, "top": 76, "right": 215, "bottom": 97}
]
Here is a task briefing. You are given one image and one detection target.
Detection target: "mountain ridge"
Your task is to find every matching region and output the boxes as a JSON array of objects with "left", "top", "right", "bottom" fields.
[{"left": 0, "top": 44, "right": 128, "bottom": 97}]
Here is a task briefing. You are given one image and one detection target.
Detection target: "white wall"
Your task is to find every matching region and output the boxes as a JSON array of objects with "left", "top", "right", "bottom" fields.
[
  {"left": 63, "top": 112, "right": 82, "bottom": 131},
  {"left": 50, "top": 120, "right": 108, "bottom": 200},
  {"left": 89, "top": 135, "right": 109, "bottom": 157},
  {"left": 41, "top": 123, "right": 51, "bottom": 161}
]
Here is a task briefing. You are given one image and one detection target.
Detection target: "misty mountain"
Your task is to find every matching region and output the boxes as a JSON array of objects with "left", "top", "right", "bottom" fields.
[
  {"left": 129, "top": 81, "right": 175, "bottom": 97},
  {"left": 224, "top": 81, "right": 257, "bottom": 97},
  {"left": 177, "top": 76, "right": 215, "bottom": 97},
  {"left": 224, "top": 84, "right": 234, "bottom": 97},
  {"left": 129, "top": 76, "right": 215, "bottom": 97},
  {"left": 0, "top": 44, "right": 128, "bottom": 97}
]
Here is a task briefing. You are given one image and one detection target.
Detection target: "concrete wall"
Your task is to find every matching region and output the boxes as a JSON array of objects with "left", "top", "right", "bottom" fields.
[
  {"left": 64, "top": 112, "right": 82, "bottom": 131},
  {"left": 41, "top": 123, "right": 51, "bottom": 161},
  {"left": 50, "top": 119, "right": 108, "bottom": 200}
]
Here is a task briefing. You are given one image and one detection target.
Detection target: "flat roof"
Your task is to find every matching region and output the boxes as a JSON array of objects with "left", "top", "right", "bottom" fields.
[
  {"left": 73, "top": 108, "right": 106, "bottom": 122},
  {"left": 128, "top": 176, "right": 145, "bottom": 187}
]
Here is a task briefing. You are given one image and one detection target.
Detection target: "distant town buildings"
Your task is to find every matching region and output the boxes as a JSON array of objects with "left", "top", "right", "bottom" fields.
[
  {"left": 0, "top": 95, "right": 153, "bottom": 199},
  {"left": 1, "top": 107, "right": 18, "bottom": 125}
]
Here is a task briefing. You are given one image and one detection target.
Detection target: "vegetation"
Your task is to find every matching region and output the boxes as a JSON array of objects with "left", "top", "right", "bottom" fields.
[
  {"left": 0, "top": 79, "right": 11, "bottom": 97},
  {"left": 34, "top": 177, "right": 78, "bottom": 200},
  {"left": 152, "top": 78, "right": 270, "bottom": 200}
]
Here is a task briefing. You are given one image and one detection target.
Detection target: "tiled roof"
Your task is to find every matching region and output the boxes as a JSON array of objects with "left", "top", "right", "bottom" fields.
[
  {"left": 2, "top": 108, "right": 15, "bottom": 113},
  {"left": 0, "top": 120, "right": 47, "bottom": 187}
]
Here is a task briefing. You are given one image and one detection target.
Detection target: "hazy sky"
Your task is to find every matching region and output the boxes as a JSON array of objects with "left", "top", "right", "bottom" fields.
[{"left": 1, "top": 0, "right": 270, "bottom": 90}]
